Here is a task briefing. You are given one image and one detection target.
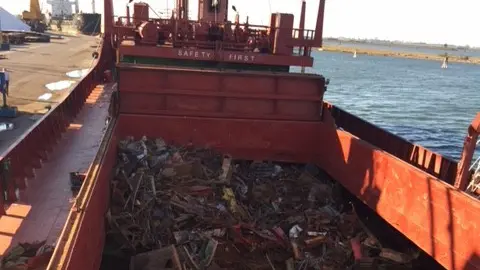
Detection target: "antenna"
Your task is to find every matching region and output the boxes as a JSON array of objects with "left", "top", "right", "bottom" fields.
[{"left": 92, "top": 0, "right": 96, "bottom": 13}]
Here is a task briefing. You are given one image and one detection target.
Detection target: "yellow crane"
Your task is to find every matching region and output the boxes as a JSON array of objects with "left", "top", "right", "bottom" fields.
[{"left": 21, "top": 0, "right": 47, "bottom": 32}]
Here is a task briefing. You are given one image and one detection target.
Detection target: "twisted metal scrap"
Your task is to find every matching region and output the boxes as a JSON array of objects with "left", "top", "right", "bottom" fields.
[{"left": 105, "top": 137, "right": 416, "bottom": 270}]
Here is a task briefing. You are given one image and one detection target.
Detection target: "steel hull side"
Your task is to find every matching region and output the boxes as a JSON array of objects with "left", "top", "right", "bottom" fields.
[
  {"left": 326, "top": 103, "right": 459, "bottom": 185},
  {"left": 116, "top": 114, "right": 480, "bottom": 270},
  {"left": 53, "top": 113, "right": 480, "bottom": 270}
]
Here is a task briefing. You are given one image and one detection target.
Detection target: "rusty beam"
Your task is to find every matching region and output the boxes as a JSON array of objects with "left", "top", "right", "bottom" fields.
[{"left": 455, "top": 113, "right": 480, "bottom": 190}]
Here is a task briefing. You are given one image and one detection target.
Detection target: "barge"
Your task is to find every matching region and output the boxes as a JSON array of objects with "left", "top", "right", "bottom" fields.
[{"left": 0, "top": 0, "right": 478, "bottom": 269}]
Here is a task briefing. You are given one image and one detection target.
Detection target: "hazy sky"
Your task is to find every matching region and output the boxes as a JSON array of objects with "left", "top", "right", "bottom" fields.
[{"left": 2, "top": 0, "right": 479, "bottom": 46}]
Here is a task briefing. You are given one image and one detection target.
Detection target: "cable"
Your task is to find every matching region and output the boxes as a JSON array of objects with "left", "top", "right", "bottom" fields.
[{"left": 148, "top": 5, "right": 161, "bottom": 18}]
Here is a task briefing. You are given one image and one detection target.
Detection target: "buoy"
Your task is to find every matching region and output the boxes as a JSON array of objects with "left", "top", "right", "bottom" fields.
[{"left": 441, "top": 55, "right": 449, "bottom": 69}]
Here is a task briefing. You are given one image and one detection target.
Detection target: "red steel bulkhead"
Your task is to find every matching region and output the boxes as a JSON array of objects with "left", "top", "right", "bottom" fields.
[
  {"left": 0, "top": 0, "right": 471, "bottom": 269},
  {"left": 47, "top": 63, "right": 480, "bottom": 270}
]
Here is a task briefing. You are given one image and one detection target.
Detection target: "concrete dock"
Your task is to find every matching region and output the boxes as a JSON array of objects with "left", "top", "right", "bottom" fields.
[{"left": 0, "top": 34, "right": 99, "bottom": 153}]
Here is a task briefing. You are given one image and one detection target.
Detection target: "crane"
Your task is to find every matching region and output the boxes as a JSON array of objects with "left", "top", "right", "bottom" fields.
[{"left": 21, "top": 0, "right": 48, "bottom": 33}]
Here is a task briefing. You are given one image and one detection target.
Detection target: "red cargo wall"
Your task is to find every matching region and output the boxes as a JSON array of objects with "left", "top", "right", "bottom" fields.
[
  {"left": 117, "top": 64, "right": 325, "bottom": 121},
  {"left": 113, "top": 114, "right": 480, "bottom": 270},
  {"left": 54, "top": 113, "right": 480, "bottom": 270},
  {"left": 51, "top": 63, "right": 479, "bottom": 270},
  {"left": 326, "top": 103, "right": 458, "bottom": 185}
]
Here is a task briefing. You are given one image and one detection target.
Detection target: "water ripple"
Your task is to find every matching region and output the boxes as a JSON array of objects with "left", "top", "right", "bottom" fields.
[{"left": 309, "top": 51, "right": 480, "bottom": 160}]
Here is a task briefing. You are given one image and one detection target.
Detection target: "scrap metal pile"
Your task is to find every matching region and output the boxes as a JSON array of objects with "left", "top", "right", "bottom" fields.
[{"left": 106, "top": 136, "right": 415, "bottom": 270}]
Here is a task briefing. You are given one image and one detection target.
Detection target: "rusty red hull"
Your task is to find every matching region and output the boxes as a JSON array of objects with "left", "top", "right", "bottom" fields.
[
  {"left": 0, "top": 37, "right": 114, "bottom": 265},
  {"left": 48, "top": 113, "right": 480, "bottom": 270},
  {"left": 41, "top": 63, "right": 480, "bottom": 270},
  {"left": 0, "top": 0, "right": 477, "bottom": 267},
  {"left": 117, "top": 64, "right": 324, "bottom": 121},
  {"left": 0, "top": 52, "right": 476, "bottom": 269}
]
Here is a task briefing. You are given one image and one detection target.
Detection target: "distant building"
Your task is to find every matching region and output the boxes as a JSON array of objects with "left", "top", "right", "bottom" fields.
[{"left": 46, "top": 0, "right": 79, "bottom": 19}]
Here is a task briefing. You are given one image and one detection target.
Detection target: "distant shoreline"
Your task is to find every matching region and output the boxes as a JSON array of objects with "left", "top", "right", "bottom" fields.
[
  {"left": 321, "top": 46, "right": 480, "bottom": 65},
  {"left": 323, "top": 38, "right": 479, "bottom": 52}
]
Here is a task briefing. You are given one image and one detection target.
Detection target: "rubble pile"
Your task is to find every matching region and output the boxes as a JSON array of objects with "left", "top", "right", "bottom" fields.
[
  {"left": 1, "top": 241, "right": 54, "bottom": 270},
  {"left": 106, "top": 136, "right": 415, "bottom": 270}
]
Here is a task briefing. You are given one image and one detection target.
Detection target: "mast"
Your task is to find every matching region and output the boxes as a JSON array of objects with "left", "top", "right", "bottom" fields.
[{"left": 176, "top": 0, "right": 188, "bottom": 20}]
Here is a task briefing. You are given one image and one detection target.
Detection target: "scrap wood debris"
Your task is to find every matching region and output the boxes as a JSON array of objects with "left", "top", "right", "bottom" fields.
[
  {"left": 106, "top": 136, "right": 416, "bottom": 270},
  {"left": 1, "top": 240, "right": 54, "bottom": 270}
]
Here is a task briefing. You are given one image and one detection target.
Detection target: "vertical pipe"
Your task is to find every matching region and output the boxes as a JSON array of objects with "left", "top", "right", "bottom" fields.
[
  {"left": 225, "top": 0, "right": 229, "bottom": 21},
  {"left": 314, "top": 0, "right": 326, "bottom": 47},
  {"left": 183, "top": 0, "right": 189, "bottom": 20},
  {"left": 103, "top": 0, "right": 114, "bottom": 35},
  {"left": 197, "top": 0, "right": 201, "bottom": 20},
  {"left": 176, "top": 0, "right": 182, "bottom": 19},
  {"left": 299, "top": 0, "right": 306, "bottom": 40},
  {"left": 126, "top": 5, "right": 131, "bottom": 25}
]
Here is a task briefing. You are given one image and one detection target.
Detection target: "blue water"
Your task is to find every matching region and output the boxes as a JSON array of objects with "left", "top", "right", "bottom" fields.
[{"left": 308, "top": 51, "right": 480, "bottom": 161}]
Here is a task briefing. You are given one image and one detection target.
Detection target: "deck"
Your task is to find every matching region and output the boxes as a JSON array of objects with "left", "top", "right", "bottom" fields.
[
  {"left": 0, "top": 35, "right": 100, "bottom": 155},
  {"left": 0, "top": 83, "right": 113, "bottom": 255}
]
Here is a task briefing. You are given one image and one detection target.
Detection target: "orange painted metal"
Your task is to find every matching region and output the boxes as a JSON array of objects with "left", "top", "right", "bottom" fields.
[
  {"left": 50, "top": 111, "right": 480, "bottom": 270},
  {"left": 117, "top": 64, "right": 325, "bottom": 121},
  {"left": 326, "top": 103, "right": 459, "bottom": 185},
  {"left": 47, "top": 114, "right": 117, "bottom": 270},
  {"left": 0, "top": 85, "right": 113, "bottom": 256},
  {"left": 45, "top": 62, "right": 480, "bottom": 270},
  {"left": 112, "top": 0, "right": 326, "bottom": 68},
  {"left": 455, "top": 113, "right": 480, "bottom": 190},
  {"left": 0, "top": 0, "right": 476, "bottom": 269},
  {"left": 0, "top": 37, "right": 113, "bottom": 257},
  {"left": 118, "top": 44, "right": 315, "bottom": 67}
]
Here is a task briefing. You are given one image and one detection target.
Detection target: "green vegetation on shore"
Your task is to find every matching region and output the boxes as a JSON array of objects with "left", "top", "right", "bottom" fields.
[{"left": 321, "top": 46, "right": 480, "bottom": 65}]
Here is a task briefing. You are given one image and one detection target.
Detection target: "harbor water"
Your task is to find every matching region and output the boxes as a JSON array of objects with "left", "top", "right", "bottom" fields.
[{"left": 307, "top": 51, "right": 480, "bottom": 161}]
